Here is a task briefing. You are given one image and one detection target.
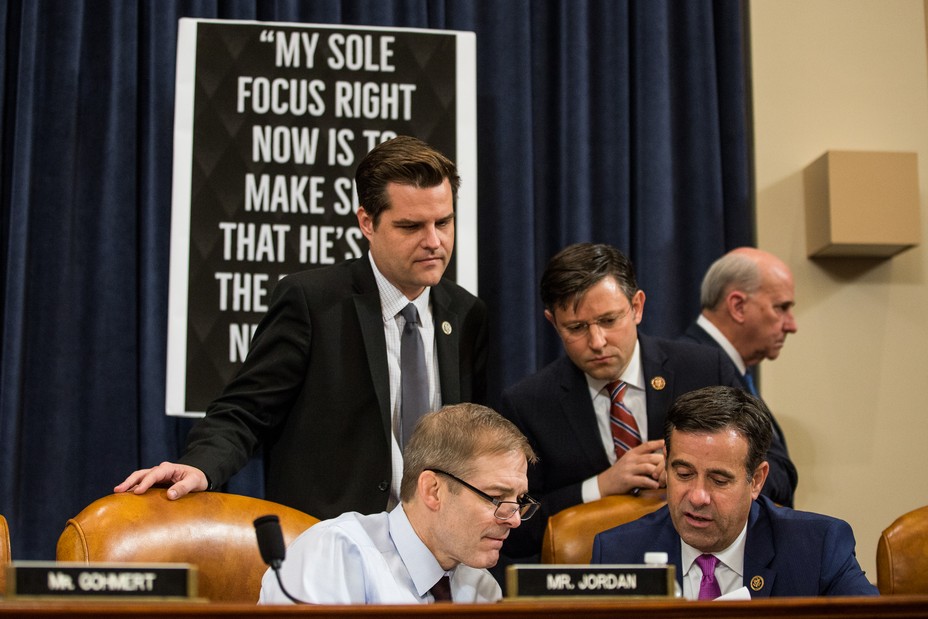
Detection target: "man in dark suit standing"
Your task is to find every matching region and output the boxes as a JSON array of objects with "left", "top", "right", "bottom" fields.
[
  {"left": 681, "top": 247, "right": 798, "bottom": 506},
  {"left": 115, "top": 136, "right": 488, "bottom": 521},
  {"left": 498, "top": 243, "right": 769, "bottom": 559},
  {"left": 592, "top": 386, "right": 877, "bottom": 598}
]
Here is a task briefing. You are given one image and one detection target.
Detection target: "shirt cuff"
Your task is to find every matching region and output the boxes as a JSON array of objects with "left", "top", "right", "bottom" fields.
[{"left": 581, "top": 476, "right": 602, "bottom": 503}]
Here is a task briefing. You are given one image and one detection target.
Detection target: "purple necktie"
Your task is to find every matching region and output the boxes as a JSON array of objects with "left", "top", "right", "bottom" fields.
[{"left": 695, "top": 554, "right": 721, "bottom": 600}]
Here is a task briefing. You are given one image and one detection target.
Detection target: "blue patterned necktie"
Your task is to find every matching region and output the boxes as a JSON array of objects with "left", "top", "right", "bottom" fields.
[{"left": 743, "top": 371, "right": 758, "bottom": 397}]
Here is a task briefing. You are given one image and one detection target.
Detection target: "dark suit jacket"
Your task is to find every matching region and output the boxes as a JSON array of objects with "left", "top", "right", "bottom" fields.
[
  {"left": 592, "top": 495, "right": 878, "bottom": 597},
  {"left": 681, "top": 322, "right": 798, "bottom": 507},
  {"left": 498, "top": 333, "right": 741, "bottom": 558},
  {"left": 180, "top": 256, "right": 488, "bottom": 519}
]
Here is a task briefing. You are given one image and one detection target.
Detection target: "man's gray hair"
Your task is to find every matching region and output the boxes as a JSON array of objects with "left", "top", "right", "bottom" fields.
[{"left": 700, "top": 252, "right": 762, "bottom": 310}]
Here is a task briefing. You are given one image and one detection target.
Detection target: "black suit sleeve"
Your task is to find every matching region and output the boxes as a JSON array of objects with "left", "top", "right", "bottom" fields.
[
  {"left": 721, "top": 358, "right": 798, "bottom": 506},
  {"left": 759, "top": 414, "right": 798, "bottom": 507},
  {"left": 711, "top": 344, "right": 798, "bottom": 507},
  {"left": 498, "top": 388, "right": 589, "bottom": 559},
  {"left": 180, "top": 274, "right": 313, "bottom": 488}
]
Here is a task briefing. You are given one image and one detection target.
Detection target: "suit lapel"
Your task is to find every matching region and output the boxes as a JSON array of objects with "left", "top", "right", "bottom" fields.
[
  {"left": 638, "top": 334, "right": 675, "bottom": 436},
  {"left": 431, "top": 282, "right": 460, "bottom": 405},
  {"left": 684, "top": 322, "right": 715, "bottom": 347},
  {"left": 743, "top": 499, "right": 776, "bottom": 598},
  {"left": 688, "top": 324, "right": 750, "bottom": 391},
  {"left": 351, "top": 259, "right": 393, "bottom": 443},
  {"left": 558, "top": 358, "right": 611, "bottom": 471},
  {"left": 653, "top": 517, "right": 684, "bottom": 588}
]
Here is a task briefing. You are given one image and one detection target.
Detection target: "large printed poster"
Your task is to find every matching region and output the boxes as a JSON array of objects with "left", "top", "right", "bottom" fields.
[{"left": 167, "top": 19, "right": 477, "bottom": 416}]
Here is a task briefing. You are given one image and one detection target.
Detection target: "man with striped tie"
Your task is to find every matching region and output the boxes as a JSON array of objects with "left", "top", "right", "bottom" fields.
[
  {"left": 498, "top": 243, "right": 749, "bottom": 560},
  {"left": 681, "top": 247, "right": 798, "bottom": 506}
]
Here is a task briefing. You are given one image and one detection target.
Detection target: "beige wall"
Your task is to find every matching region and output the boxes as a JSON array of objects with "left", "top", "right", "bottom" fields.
[{"left": 750, "top": 0, "right": 928, "bottom": 582}]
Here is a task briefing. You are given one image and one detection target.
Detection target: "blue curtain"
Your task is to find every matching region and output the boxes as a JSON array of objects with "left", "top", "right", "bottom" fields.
[{"left": 0, "top": 0, "right": 752, "bottom": 559}]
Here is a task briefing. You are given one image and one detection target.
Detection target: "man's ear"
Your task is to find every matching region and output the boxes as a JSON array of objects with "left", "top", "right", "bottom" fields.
[
  {"left": 727, "top": 290, "right": 748, "bottom": 324},
  {"left": 631, "top": 290, "right": 646, "bottom": 325},
  {"left": 544, "top": 309, "right": 557, "bottom": 328},
  {"left": 750, "top": 461, "right": 769, "bottom": 499},
  {"left": 357, "top": 207, "right": 375, "bottom": 241},
  {"left": 418, "top": 470, "right": 443, "bottom": 512}
]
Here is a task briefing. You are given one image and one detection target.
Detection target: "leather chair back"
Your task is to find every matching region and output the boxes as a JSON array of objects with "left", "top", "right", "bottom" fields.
[
  {"left": 56, "top": 489, "right": 318, "bottom": 602},
  {"left": 542, "top": 490, "right": 666, "bottom": 564},
  {"left": 877, "top": 504, "right": 928, "bottom": 594},
  {"left": 1, "top": 514, "right": 10, "bottom": 594}
]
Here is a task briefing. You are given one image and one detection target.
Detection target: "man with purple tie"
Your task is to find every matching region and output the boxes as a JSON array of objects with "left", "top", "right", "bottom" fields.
[{"left": 592, "top": 386, "right": 877, "bottom": 598}]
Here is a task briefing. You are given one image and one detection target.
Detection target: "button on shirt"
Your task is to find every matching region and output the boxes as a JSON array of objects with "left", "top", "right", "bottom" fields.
[
  {"left": 258, "top": 506, "right": 500, "bottom": 604},
  {"left": 369, "top": 254, "right": 441, "bottom": 507},
  {"left": 680, "top": 523, "right": 748, "bottom": 600},
  {"left": 581, "top": 338, "right": 648, "bottom": 503}
]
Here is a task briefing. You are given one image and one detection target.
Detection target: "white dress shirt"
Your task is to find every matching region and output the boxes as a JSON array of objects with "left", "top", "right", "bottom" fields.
[
  {"left": 259, "top": 506, "right": 500, "bottom": 604},
  {"left": 696, "top": 314, "right": 747, "bottom": 375},
  {"left": 680, "top": 522, "right": 748, "bottom": 600},
  {"left": 580, "top": 339, "right": 648, "bottom": 502},
  {"left": 369, "top": 253, "right": 441, "bottom": 507}
]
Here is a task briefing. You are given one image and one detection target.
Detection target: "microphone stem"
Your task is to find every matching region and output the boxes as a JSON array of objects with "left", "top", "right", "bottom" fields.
[{"left": 273, "top": 567, "right": 309, "bottom": 605}]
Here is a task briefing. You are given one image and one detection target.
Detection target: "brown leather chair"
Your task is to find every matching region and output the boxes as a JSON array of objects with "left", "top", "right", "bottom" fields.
[
  {"left": 541, "top": 490, "right": 666, "bottom": 564},
  {"left": 876, "top": 504, "right": 928, "bottom": 594},
  {"left": 56, "top": 489, "right": 318, "bottom": 602},
  {"left": 1, "top": 513, "right": 10, "bottom": 594}
]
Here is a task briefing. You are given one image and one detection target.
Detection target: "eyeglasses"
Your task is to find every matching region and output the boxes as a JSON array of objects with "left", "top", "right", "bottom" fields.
[
  {"left": 556, "top": 305, "right": 633, "bottom": 342},
  {"left": 426, "top": 468, "right": 540, "bottom": 521}
]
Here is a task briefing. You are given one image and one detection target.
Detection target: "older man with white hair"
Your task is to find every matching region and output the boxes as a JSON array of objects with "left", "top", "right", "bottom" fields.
[{"left": 681, "top": 247, "right": 798, "bottom": 506}]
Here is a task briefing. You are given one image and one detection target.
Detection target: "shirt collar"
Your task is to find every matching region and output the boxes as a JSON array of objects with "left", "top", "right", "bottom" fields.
[
  {"left": 389, "top": 505, "right": 451, "bottom": 598},
  {"left": 680, "top": 518, "right": 748, "bottom": 579},
  {"left": 696, "top": 314, "right": 747, "bottom": 375},
  {"left": 586, "top": 337, "right": 645, "bottom": 395},
  {"left": 369, "top": 252, "right": 432, "bottom": 324}
]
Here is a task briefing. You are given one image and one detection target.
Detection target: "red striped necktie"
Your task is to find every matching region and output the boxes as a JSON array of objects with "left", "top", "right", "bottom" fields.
[{"left": 606, "top": 380, "right": 641, "bottom": 458}]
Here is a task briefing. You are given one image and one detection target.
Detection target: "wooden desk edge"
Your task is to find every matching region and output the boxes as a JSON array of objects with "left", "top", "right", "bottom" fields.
[{"left": 1, "top": 595, "right": 927, "bottom": 618}]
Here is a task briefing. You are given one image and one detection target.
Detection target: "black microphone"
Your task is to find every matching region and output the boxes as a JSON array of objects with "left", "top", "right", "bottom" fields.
[
  {"left": 254, "top": 515, "right": 287, "bottom": 569},
  {"left": 253, "top": 514, "right": 308, "bottom": 604}
]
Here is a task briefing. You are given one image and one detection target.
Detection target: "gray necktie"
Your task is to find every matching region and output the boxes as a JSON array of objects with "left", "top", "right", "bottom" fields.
[{"left": 400, "top": 303, "right": 429, "bottom": 447}]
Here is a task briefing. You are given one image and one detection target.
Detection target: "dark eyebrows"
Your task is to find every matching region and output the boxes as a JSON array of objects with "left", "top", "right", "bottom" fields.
[
  {"left": 707, "top": 467, "right": 737, "bottom": 481},
  {"left": 670, "top": 458, "right": 736, "bottom": 480},
  {"left": 392, "top": 212, "right": 455, "bottom": 227}
]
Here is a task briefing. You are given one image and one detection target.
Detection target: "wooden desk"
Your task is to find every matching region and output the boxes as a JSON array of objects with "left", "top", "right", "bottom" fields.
[{"left": 0, "top": 596, "right": 927, "bottom": 618}]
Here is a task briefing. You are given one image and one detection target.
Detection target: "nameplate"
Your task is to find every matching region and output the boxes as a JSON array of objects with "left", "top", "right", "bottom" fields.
[
  {"left": 506, "top": 564, "right": 676, "bottom": 600},
  {"left": 5, "top": 561, "right": 198, "bottom": 601}
]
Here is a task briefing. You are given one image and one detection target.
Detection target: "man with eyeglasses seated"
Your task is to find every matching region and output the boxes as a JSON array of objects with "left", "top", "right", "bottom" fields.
[
  {"left": 498, "top": 243, "right": 792, "bottom": 561},
  {"left": 259, "top": 403, "right": 538, "bottom": 604}
]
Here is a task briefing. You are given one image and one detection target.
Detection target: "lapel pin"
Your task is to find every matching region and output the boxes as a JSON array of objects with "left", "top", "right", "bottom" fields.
[
  {"left": 441, "top": 321, "right": 452, "bottom": 335},
  {"left": 650, "top": 376, "right": 666, "bottom": 390},
  {"left": 750, "top": 576, "right": 764, "bottom": 591}
]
